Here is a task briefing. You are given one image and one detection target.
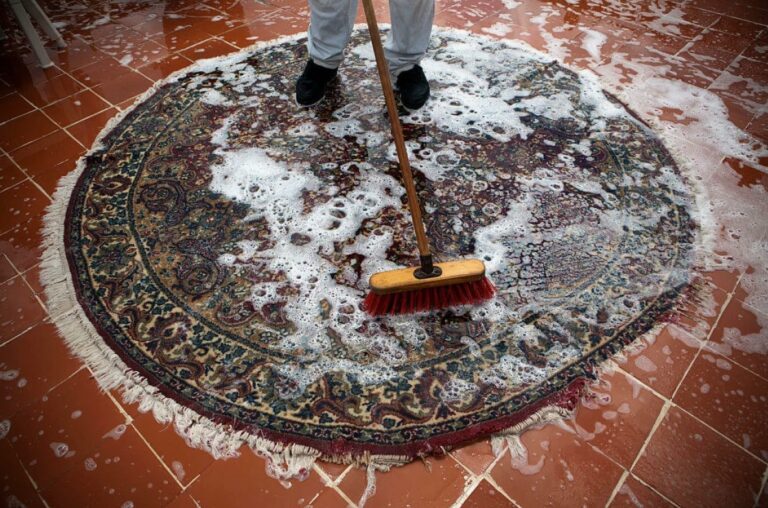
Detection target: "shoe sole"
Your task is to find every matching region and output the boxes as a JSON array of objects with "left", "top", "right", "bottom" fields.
[{"left": 295, "top": 95, "right": 324, "bottom": 108}]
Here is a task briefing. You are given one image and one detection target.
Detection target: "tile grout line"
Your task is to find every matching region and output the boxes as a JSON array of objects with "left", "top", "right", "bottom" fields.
[
  {"left": 629, "top": 398, "right": 671, "bottom": 472},
  {"left": 449, "top": 444, "right": 522, "bottom": 507},
  {"left": 615, "top": 312, "right": 768, "bottom": 463},
  {"left": 95, "top": 375, "right": 195, "bottom": 490},
  {"left": 604, "top": 469, "right": 629, "bottom": 507},
  {"left": 313, "top": 461, "right": 366, "bottom": 508},
  {"left": 129, "top": 420, "right": 188, "bottom": 490},
  {"left": 448, "top": 474, "right": 482, "bottom": 508},
  {"left": 630, "top": 472, "right": 682, "bottom": 507},
  {"left": 669, "top": 273, "right": 742, "bottom": 401},
  {"left": 755, "top": 466, "right": 768, "bottom": 508}
]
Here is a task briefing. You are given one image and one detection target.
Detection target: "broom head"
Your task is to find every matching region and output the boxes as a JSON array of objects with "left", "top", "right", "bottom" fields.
[{"left": 363, "top": 259, "right": 496, "bottom": 316}]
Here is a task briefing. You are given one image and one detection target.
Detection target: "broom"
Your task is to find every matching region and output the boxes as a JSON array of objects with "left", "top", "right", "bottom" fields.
[{"left": 361, "top": 0, "right": 496, "bottom": 316}]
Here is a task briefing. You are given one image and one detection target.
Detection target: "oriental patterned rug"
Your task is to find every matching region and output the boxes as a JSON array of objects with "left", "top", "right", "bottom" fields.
[{"left": 42, "top": 29, "right": 698, "bottom": 471}]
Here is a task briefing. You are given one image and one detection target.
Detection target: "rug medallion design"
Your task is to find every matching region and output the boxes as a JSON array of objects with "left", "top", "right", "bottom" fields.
[{"left": 44, "top": 30, "right": 698, "bottom": 464}]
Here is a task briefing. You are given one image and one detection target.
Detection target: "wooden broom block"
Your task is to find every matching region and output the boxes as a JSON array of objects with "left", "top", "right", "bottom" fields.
[{"left": 369, "top": 259, "right": 487, "bottom": 294}]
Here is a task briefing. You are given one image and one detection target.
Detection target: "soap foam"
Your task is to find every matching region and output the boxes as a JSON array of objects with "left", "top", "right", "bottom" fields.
[{"left": 202, "top": 30, "right": 703, "bottom": 400}]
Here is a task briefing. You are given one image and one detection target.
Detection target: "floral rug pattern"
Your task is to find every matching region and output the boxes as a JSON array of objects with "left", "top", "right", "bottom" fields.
[{"left": 63, "top": 30, "right": 697, "bottom": 456}]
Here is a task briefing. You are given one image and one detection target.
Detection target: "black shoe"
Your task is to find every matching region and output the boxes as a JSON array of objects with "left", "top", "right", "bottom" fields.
[
  {"left": 295, "top": 59, "right": 338, "bottom": 106},
  {"left": 396, "top": 65, "right": 430, "bottom": 110}
]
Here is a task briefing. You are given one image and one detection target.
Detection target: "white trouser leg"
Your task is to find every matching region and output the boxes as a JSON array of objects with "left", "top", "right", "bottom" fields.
[
  {"left": 21, "top": 0, "right": 67, "bottom": 49},
  {"left": 385, "top": 0, "right": 434, "bottom": 76},
  {"left": 8, "top": 0, "right": 53, "bottom": 68},
  {"left": 307, "top": 0, "right": 358, "bottom": 70}
]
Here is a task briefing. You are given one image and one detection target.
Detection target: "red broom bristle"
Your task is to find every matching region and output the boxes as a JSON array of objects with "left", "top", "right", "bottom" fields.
[{"left": 363, "top": 277, "right": 496, "bottom": 316}]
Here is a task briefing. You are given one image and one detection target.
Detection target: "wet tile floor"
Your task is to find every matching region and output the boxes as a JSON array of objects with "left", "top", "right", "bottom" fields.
[{"left": 1, "top": 0, "right": 767, "bottom": 507}]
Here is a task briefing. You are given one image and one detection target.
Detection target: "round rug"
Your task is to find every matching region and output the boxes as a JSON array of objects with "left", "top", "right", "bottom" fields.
[{"left": 43, "top": 29, "right": 698, "bottom": 465}]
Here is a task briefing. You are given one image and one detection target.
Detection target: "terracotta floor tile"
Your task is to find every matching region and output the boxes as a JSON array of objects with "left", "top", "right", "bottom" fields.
[
  {"left": 693, "top": 27, "right": 758, "bottom": 55},
  {"left": 166, "top": 493, "right": 201, "bottom": 508},
  {"left": 185, "top": 446, "right": 328, "bottom": 506},
  {"left": 115, "top": 39, "right": 172, "bottom": 69},
  {"left": 339, "top": 454, "right": 469, "bottom": 506},
  {"left": 0, "top": 321, "right": 81, "bottom": 419},
  {"left": 0, "top": 92, "right": 34, "bottom": 124},
  {"left": 675, "top": 350, "right": 768, "bottom": 460},
  {"left": 180, "top": 38, "right": 238, "bottom": 61},
  {"left": 633, "top": 406, "right": 764, "bottom": 508},
  {"left": 258, "top": 10, "right": 309, "bottom": 37},
  {"left": 9, "top": 129, "right": 84, "bottom": 195},
  {"left": 42, "top": 425, "right": 181, "bottom": 507},
  {"left": 152, "top": 26, "right": 214, "bottom": 53},
  {"left": 0, "top": 440, "right": 46, "bottom": 508},
  {"left": 743, "top": 32, "right": 768, "bottom": 64},
  {"left": 603, "top": 44, "right": 720, "bottom": 88},
  {"left": 683, "top": 31, "right": 749, "bottom": 71},
  {"left": 78, "top": 22, "right": 146, "bottom": 50},
  {"left": 42, "top": 89, "right": 111, "bottom": 128},
  {"left": 569, "top": 369, "right": 665, "bottom": 468},
  {"left": 0, "top": 277, "right": 45, "bottom": 344},
  {"left": 218, "top": 22, "right": 279, "bottom": 49},
  {"left": 707, "top": 286, "right": 768, "bottom": 379},
  {"left": 20, "top": 264, "right": 44, "bottom": 297},
  {"left": 712, "top": 57, "right": 768, "bottom": 111},
  {"left": 218, "top": 0, "right": 281, "bottom": 19},
  {"left": 66, "top": 108, "right": 118, "bottom": 147},
  {"left": 633, "top": 28, "right": 690, "bottom": 57},
  {"left": 489, "top": 422, "right": 624, "bottom": 507},
  {"left": 759, "top": 486, "right": 768, "bottom": 508},
  {"left": 91, "top": 27, "right": 156, "bottom": 62},
  {"left": 122, "top": 402, "right": 215, "bottom": 486},
  {"left": 91, "top": 70, "right": 154, "bottom": 105},
  {"left": 710, "top": 15, "right": 765, "bottom": 39},
  {"left": 609, "top": 475, "right": 673, "bottom": 507},
  {"left": 0, "top": 256, "right": 15, "bottom": 284},
  {"left": 0, "top": 225, "right": 43, "bottom": 276},
  {"left": 6, "top": 369, "right": 126, "bottom": 489},
  {"left": 137, "top": 54, "right": 194, "bottom": 82},
  {"left": 668, "top": 284, "right": 729, "bottom": 341},
  {"left": 130, "top": 17, "right": 171, "bottom": 40},
  {"left": 70, "top": 57, "right": 133, "bottom": 89},
  {"left": 16, "top": 73, "right": 84, "bottom": 109},
  {"left": 0, "top": 155, "right": 25, "bottom": 192},
  {"left": 0, "top": 225, "right": 45, "bottom": 276},
  {"left": 463, "top": 479, "right": 514, "bottom": 507},
  {"left": 717, "top": 94, "right": 759, "bottom": 131},
  {"left": 748, "top": 111, "right": 768, "bottom": 144},
  {"left": 0, "top": 111, "right": 59, "bottom": 153},
  {"left": 637, "top": 6, "right": 717, "bottom": 39},
  {"left": 0, "top": 54, "right": 61, "bottom": 88},
  {"left": 701, "top": 267, "right": 742, "bottom": 294},
  {"left": 450, "top": 438, "right": 500, "bottom": 475},
  {"left": 724, "top": 3, "right": 768, "bottom": 25},
  {"left": 187, "top": 16, "right": 243, "bottom": 39},
  {"left": 305, "top": 487, "right": 352, "bottom": 508},
  {"left": 437, "top": 0, "right": 508, "bottom": 28},
  {"left": 434, "top": 8, "right": 473, "bottom": 29},
  {"left": 618, "top": 324, "right": 701, "bottom": 398},
  {"left": 0, "top": 178, "right": 48, "bottom": 242},
  {"left": 46, "top": 38, "right": 108, "bottom": 73},
  {"left": 316, "top": 461, "right": 350, "bottom": 483}
]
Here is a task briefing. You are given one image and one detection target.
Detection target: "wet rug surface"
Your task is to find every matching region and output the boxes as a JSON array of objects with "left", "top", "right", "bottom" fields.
[{"left": 59, "top": 29, "right": 697, "bottom": 458}]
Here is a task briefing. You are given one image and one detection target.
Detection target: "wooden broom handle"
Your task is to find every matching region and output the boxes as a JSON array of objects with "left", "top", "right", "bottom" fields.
[{"left": 361, "top": 0, "right": 432, "bottom": 260}]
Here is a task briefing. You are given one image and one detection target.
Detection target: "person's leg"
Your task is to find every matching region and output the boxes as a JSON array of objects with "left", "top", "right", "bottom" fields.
[
  {"left": 297, "top": 0, "right": 358, "bottom": 105},
  {"left": 307, "top": 0, "right": 358, "bottom": 69},
  {"left": 385, "top": 0, "right": 434, "bottom": 76}
]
